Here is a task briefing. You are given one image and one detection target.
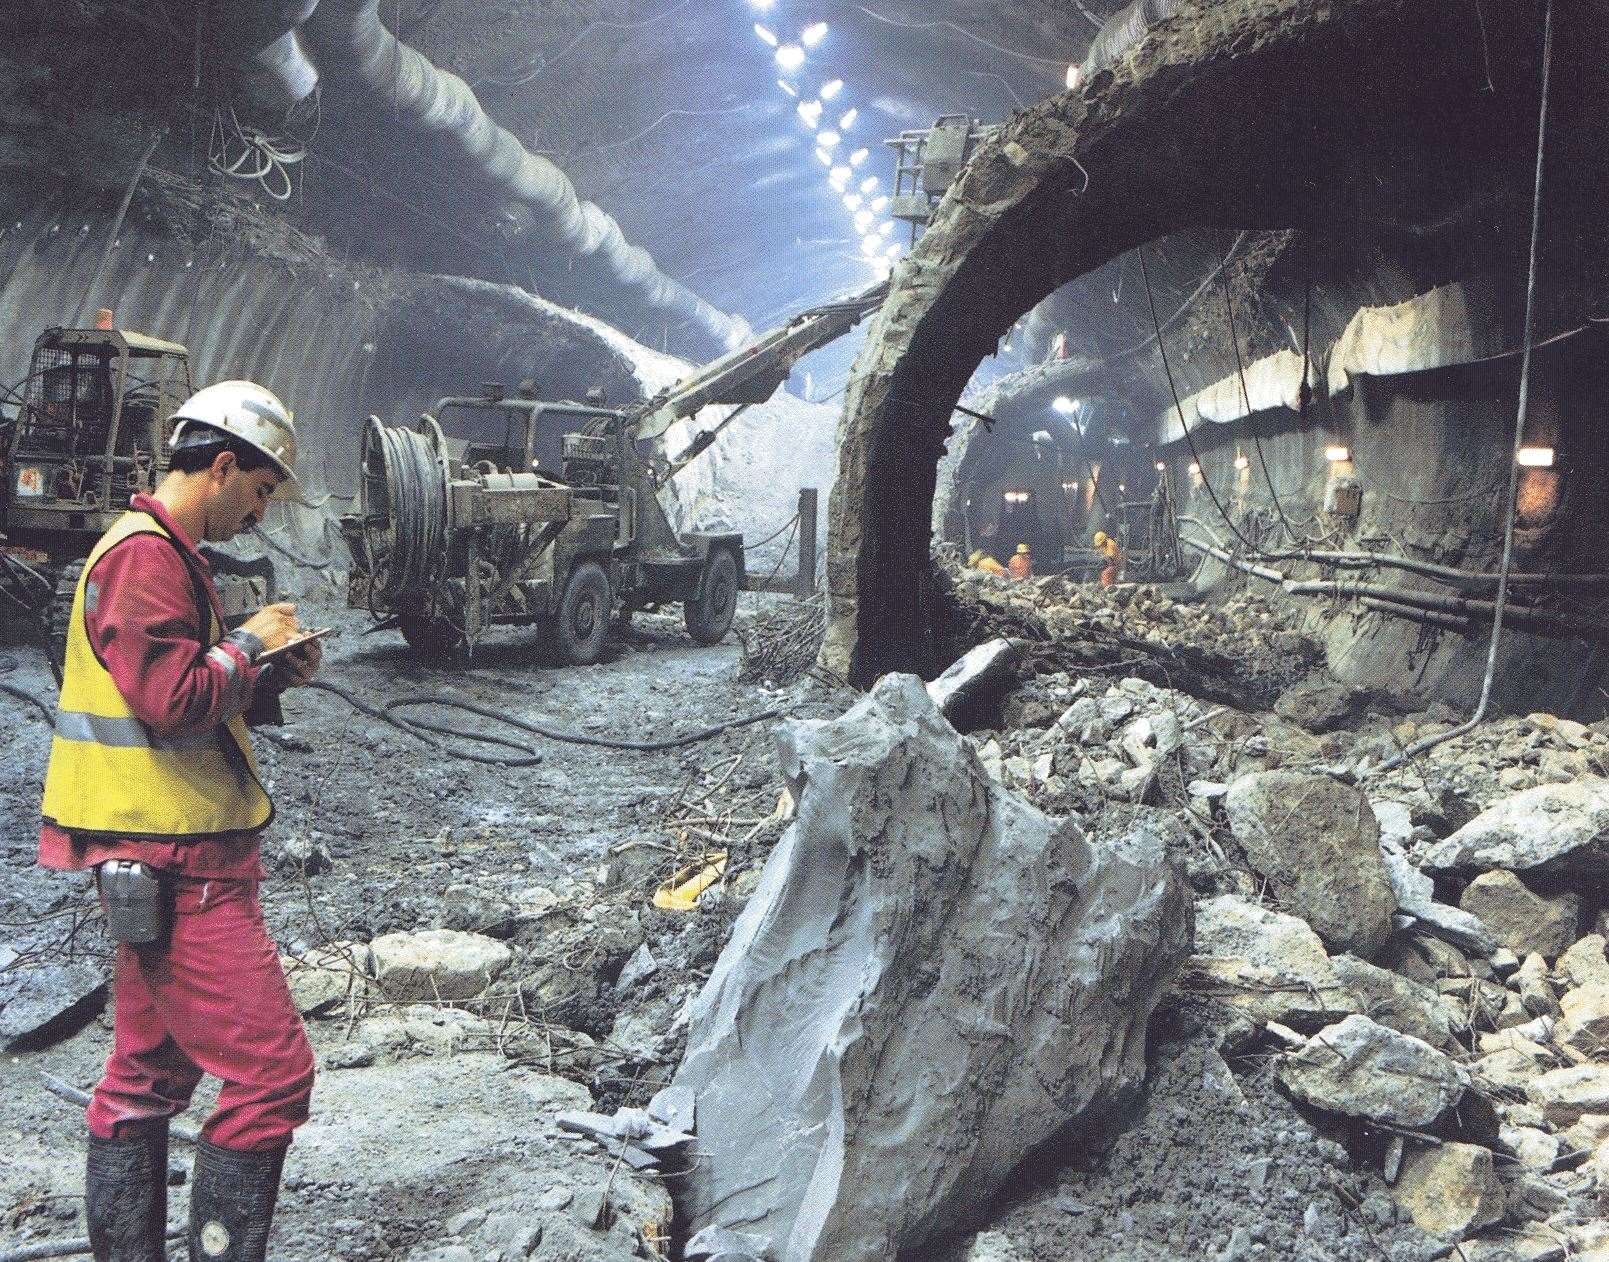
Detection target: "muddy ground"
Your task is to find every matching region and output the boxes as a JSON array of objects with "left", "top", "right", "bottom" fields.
[{"left": 0, "top": 585, "right": 1459, "bottom": 1262}]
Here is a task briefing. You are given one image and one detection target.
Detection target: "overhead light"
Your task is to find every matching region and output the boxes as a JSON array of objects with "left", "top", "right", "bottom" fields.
[
  {"left": 1155, "top": 461, "right": 1166, "bottom": 472},
  {"left": 877, "top": 220, "right": 893, "bottom": 237},
  {"left": 820, "top": 78, "right": 844, "bottom": 100},
  {"left": 797, "top": 99, "right": 822, "bottom": 126},
  {"left": 816, "top": 147, "right": 833, "bottom": 166},
  {"left": 1062, "top": 480, "right": 1078, "bottom": 491},
  {"left": 848, "top": 147, "right": 869, "bottom": 167},
  {"left": 1118, "top": 483, "right": 1127, "bottom": 493},
  {"left": 861, "top": 233, "right": 883, "bottom": 257},
  {"left": 1517, "top": 445, "right": 1555, "bottom": 468},
  {"left": 839, "top": 108, "right": 859, "bottom": 129},
  {"left": 829, "top": 169, "right": 850, "bottom": 190},
  {"left": 1065, "top": 64, "right": 1082, "bottom": 91},
  {"left": 800, "top": 21, "right": 828, "bottom": 47},
  {"left": 859, "top": 176, "right": 879, "bottom": 193},
  {"left": 1325, "top": 445, "right": 1352, "bottom": 463},
  {"left": 754, "top": 23, "right": 778, "bottom": 45},
  {"left": 1052, "top": 396, "right": 1078, "bottom": 415},
  {"left": 776, "top": 44, "right": 806, "bottom": 72},
  {"left": 777, "top": 78, "right": 798, "bottom": 97},
  {"left": 883, "top": 240, "right": 902, "bottom": 258},
  {"left": 853, "top": 208, "right": 874, "bottom": 230},
  {"left": 748, "top": 0, "right": 775, "bottom": 9},
  {"left": 817, "top": 129, "right": 840, "bottom": 147},
  {"left": 844, "top": 193, "right": 863, "bottom": 210},
  {"left": 1234, "top": 454, "right": 1250, "bottom": 470},
  {"left": 1189, "top": 462, "right": 1201, "bottom": 476},
  {"left": 831, "top": 164, "right": 852, "bottom": 182},
  {"left": 869, "top": 194, "right": 888, "bottom": 211},
  {"left": 1003, "top": 490, "right": 1031, "bottom": 504}
]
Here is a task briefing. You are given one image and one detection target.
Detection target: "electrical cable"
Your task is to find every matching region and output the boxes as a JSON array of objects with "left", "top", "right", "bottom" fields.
[
  {"left": 304, "top": 679, "right": 786, "bottom": 762},
  {"left": 1219, "top": 259, "right": 1298, "bottom": 542},
  {"left": 1138, "top": 245, "right": 1263, "bottom": 555},
  {"left": 743, "top": 513, "right": 803, "bottom": 552},
  {"left": 1374, "top": 0, "right": 1554, "bottom": 776}
]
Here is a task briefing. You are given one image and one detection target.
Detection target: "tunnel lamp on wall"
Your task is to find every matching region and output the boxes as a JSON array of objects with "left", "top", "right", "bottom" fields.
[
  {"left": 1325, "top": 446, "right": 1352, "bottom": 463},
  {"left": 748, "top": 0, "right": 774, "bottom": 9},
  {"left": 1154, "top": 461, "right": 1166, "bottom": 472},
  {"left": 818, "top": 130, "right": 841, "bottom": 148},
  {"left": 1051, "top": 395, "right": 1078, "bottom": 415},
  {"left": 801, "top": 22, "right": 829, "bottom": 47},
  {"left": 1189, "top": 463, "right": 1201, "bottom": 476},
  {"left": 1062, "top": 480, "right": 1078, "bottom": 492},
  {"left": 1517, "top": 446, "right": 1556, "bottom": 468},
  {"left": 821, "top": 79, "right": 843, "bottom": 99},
  {"left": 850, "top": 148, "right": 870, "bottom": 167},
  {"left": 754, "top": 23, "right": 778, "bottom": 45},
  {"left": 841, "top": 108, "right": 860, "bottom": 129},
  {"left": 1066, "top": 64, "right": 1082, "bottom": 91},
  {"left": 1234, "top": 454, "right": 1250, "bottom": 470},
  {"left": 776, "top": 44, "right": 806, "bottom": 71},
  {"left": 1118, "top": 483, "right": 1127, "bottom": 493},
  {"left": 1003, "top": 490, "right": 1032, "bottom": 504}
]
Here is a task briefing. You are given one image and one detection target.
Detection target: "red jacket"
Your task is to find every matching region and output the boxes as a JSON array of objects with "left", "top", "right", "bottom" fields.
[{"left": 39, "top": 494, "right": 268, "bottom": 879}]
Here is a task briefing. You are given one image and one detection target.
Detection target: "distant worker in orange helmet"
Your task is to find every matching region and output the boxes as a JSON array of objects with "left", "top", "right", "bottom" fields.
[
  {"left": 1093, "top": 530, "right": 1122, "bottom": 587},
  {"left": 1007, "top": 542, "right": 1033, "bottom": 581}
]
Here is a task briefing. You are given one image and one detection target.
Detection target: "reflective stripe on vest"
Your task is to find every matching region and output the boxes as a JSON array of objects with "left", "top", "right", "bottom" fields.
[{"left": 39, "top": 511, "right": 274, "bottom": 840}]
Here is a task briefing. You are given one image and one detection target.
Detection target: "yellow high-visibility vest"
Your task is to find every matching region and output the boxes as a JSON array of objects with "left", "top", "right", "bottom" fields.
[{"left": 40, "top": 511, "right": 273, "bottom": 840}]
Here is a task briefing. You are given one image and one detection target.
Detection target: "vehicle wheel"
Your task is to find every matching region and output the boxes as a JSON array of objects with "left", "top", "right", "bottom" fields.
[
  {"left": 555, "top": 561, "right": 611, "bottom": 665},
  {"left": 684, "top": 548, "right": 738, "bottom": 646},
  {"left": 48, "top": 560, "right": 85, "bottom": 684}
]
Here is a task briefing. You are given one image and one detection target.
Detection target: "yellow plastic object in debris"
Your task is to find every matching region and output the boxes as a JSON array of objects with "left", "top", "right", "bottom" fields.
[{"left": 653, "top": 853, "right": 728, "bottom": 911}]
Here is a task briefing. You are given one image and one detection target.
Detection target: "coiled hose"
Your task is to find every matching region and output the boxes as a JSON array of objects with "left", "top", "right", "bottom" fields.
[{"left": 363, "top": 417, "right": 447, "bottom": 606}]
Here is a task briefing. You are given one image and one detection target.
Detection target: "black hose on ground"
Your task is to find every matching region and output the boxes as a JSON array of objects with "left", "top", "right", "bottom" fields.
[
  {"left": 304, "top": 678, "right": 786, "bottom": 764},
  {"left": 0, "top": 654, "right": 53, "bottom": 722}
]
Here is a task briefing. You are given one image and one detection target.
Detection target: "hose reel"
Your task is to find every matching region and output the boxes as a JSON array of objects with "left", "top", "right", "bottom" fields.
[{"left": 360, "top": 414, "right": 451, "bottom": 607}]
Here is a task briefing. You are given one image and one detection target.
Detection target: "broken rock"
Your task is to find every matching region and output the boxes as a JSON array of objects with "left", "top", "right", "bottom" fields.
[
  {"left": 1528, "top": 1065, "right": 1609, "bottom": 1126},
  {"left": 1422, "top": 779, "right": 1609, "bottom": 884},
  {"left": 1223, "top": 772, "right": 1395, "bottom": 957},
  {"left": 1558, "top": 983, "right": 1609, "bottom": 1063},
  {"left": 1276, "top": 1014, "right": 1468, "bottom": 1127},
  {"left": 1331, "top": 955, "right": 1457, "bottom": 1049},
  {"left": 1187, "top": 896, "right": 1360, "bottom": 1031},
  {"left": 369, "top": 929, "right": 512, "bottom": 1002},
  {"left": 1458, "top": 872, "right": 1580, "bottom": 961},
  {"left": 1392, "top": 1141, "right": 1506, "bottom": 1236},
  {"left": 666, "top": 674, "right": 1191, "bottom": 1262},
  {"left": 1560, "top": 936, "right": 1609, "bottom": 990}
]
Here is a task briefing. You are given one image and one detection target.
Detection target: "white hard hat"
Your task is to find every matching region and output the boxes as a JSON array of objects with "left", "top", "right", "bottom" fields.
[{"left": 170, "top": 381, "right": 304, "bottom": 502}]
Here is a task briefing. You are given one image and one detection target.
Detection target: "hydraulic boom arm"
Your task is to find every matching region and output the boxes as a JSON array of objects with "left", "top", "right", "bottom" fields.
[{"left": 630, "top": 280, "right": 890, "bottom": 443}]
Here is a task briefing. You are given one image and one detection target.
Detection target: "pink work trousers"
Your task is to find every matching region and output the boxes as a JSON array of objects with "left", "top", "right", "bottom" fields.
[{"left": 87, "top": 877, "right": 315, "bottom": 1152}]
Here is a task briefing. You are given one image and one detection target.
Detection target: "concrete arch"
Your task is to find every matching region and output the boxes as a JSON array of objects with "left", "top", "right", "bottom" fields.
[{"left": 820, "top": 0, "right": 1549, "bottom": 684}]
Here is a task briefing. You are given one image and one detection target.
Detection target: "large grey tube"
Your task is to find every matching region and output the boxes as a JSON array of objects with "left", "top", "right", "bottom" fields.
[
  {"left": 1080, "top": 0, "right": 1186, "bottom": 78},
  {"left": 300, "top": 0, "right": 750, "bottom": 350},
  {"left": 235, "top": 1, "right": 323, "bottom": 109}
]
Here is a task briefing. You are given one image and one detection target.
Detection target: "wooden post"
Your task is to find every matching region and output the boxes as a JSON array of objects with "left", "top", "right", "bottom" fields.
[{"left": 795, "top": 487, "right": 818, "bottom": 598}]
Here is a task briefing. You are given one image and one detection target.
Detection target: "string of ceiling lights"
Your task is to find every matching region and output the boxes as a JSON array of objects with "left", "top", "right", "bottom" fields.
[{"left": 744, "top": 0, "right": 903, "bottom": 277}]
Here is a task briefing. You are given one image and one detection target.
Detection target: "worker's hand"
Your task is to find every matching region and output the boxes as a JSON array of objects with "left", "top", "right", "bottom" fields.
[
  {"left": 241, "top": 603, "right": 299, "bottom": 652},
  {"left": 275, "top": 636, "right": 322, "bottom": 688}
]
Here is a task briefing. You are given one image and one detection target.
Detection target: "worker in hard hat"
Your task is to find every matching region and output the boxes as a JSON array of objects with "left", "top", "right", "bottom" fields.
[
  {"left": 969, "top": 547, "right": 1009, "bottom": 578},
  {"left": 38, "top": 381, "right": 320, "bottom": 1262},
  {"left": 1008, "top": 542, "right": 1033, "bottom": 580},
  {"left": 1094, "top": 530, "right": 1122, "bottom": 587}
]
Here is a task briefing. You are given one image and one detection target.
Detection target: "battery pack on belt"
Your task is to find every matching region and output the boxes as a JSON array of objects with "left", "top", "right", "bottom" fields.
[{"left": 96, "top": 860, "right": 171, "bottom": 946}]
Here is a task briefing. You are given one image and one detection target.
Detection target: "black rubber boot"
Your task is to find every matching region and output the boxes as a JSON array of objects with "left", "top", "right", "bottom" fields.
[
  {"left": 85, "top": 1128, "right": 170, "bottom": 1262},
  {"left": 186, "top": 1140, "right": 286, "bottom": 1262}
]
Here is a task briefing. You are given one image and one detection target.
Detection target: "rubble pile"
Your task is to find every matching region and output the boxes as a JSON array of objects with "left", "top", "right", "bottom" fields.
[
  {"left": 938, "top": 558, "right": 1322, "bottom": 708},
  {"left": 735, "top": 591, "right": 827, "bottom": 686}
]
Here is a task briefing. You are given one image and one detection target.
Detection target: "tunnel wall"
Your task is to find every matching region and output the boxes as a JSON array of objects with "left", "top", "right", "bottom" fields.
[{"left": 1154, "top": 330, "right": 1609, "bottom": 717}]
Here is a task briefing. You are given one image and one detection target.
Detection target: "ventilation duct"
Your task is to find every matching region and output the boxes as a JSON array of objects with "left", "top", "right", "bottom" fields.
[{"left": 296, "top": 0, "right": 751, "bottom": 351}]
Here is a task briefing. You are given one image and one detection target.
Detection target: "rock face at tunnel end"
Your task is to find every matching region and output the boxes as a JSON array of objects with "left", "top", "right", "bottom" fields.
[{"left": 665, "top": 673, "right": 1192, "bottom": 1261}]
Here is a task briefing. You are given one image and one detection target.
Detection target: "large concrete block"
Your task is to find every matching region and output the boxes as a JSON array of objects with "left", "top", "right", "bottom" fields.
[{"left": 666, "top": 674, "right": 1190, "bottom": 1262}]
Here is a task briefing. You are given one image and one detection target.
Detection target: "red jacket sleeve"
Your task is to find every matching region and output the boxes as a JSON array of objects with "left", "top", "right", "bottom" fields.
[{"left": 83, "top": 536, "right": 261, "bottom": 737}]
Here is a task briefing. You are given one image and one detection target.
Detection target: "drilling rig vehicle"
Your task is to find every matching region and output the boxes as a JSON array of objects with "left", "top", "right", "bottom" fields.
[
  {"left": 343, "top": 281, "right": 889, "bottom": 665},
  {"left": 0, "top": 318, "right": 273, "bottom": 672}
]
